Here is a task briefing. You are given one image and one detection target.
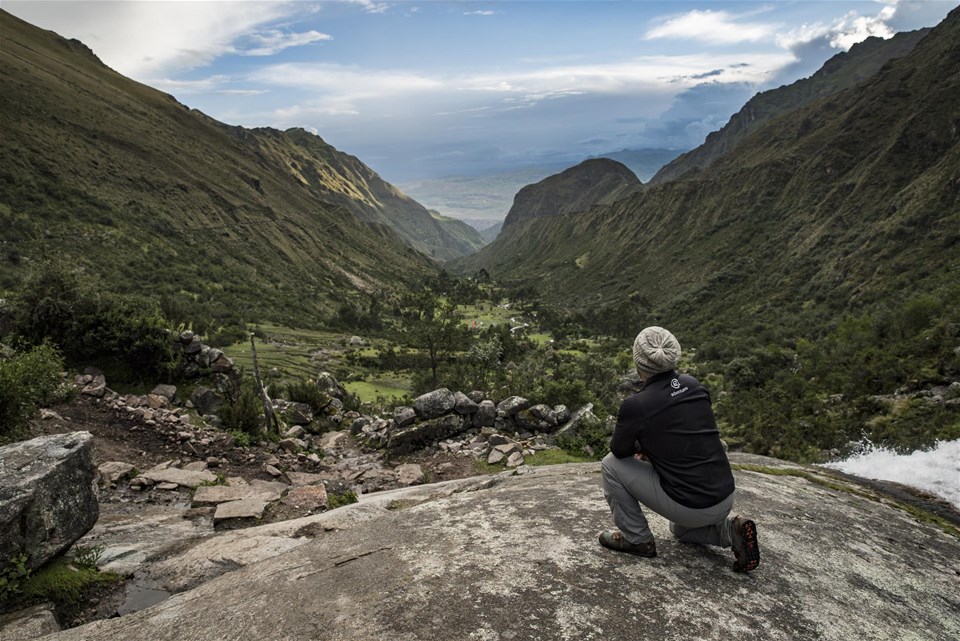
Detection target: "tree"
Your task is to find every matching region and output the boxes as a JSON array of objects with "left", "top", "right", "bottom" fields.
[{"left": 399, "top": 290, "right": 469, "bottom": 388}]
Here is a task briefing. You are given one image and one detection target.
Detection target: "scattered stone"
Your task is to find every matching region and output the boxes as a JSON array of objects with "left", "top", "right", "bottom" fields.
[
  {"left": 284, "top": 425, "right": 307, "bottom": 439},
  {"left": 81, "top": 375, "right": 107, "bottom": 397},
  {"left": 264, "top": 465, "right": 282, "bottom": 478},
  {"left": 413, "top": 388, "right": 456, "bottom": 419},
  {"left": 393, "top": 406, "right": 417, "bottom": 428},
  {"left": 286, "top": 472, "right": 331, "bottom": 487},
  {"left": 316, "top": 371, "right": 347, "bottom": 400},
  {"left": 388, "top": 414, "right": 465, "bottom": 454},
  {"left": 206, "top": 457, "right": 221, "bottom": 467},
  {"left": 506, "top": 452, "right": 525, "bottom": 468},
  {"left": 183, "top": 461, "right": 209, "bottom": 472},
  {"left": 150, "top": 384, "right": 177, "bottom": 401},
  {"left": 466, "top": 391, "right": 484, "bottom": 404},
  {"left": 213, "top": 498, "right": 269, "bottom": 526},
  {"left": 473, "top": 400, "right": 496, "bottom": 427},
  {"left": 487, "top": 449, "right": 506, "bottom": 465},
  {"left": 156, "top": 482, "right": 180, "bottom": 491},
  {"left": 210, "top": 354, "right": 234, "bottom": 373},
  {"left": 395, "top": 464, "right": 424, "bottom": 486},
  {"left": 279, "top": 438, "right": 306, "bottom": 454},
  {"left": 318, "top": 431, "right": 347, "bottom": 450},
  {"left": 0, "top": 432, "right": 99, "bottom": 572},
  {"left": 140, "top": 464, "right": 217, "bottom": 488},
  {"left": 487, "top": 434, "right": 514, "bottom": 447},
  {"left": 146, "top": 394, "right": 169, "bottom": 410},
  {"left": 278, "top": 401, "right": 313, "bottom": 426},
  {"left": 282, "top": 485, "right": 328, "bottom": 511},
  {"left": 184, "top": 336, "right": 203, "bottom": 354},
  {"left": 98, "top": 461, "right": 136, "bottom": 485},
  {"left": 496, "top": 396, "right": 531, "bottom": 416},
  {"left": 453, "top": 391, "right": 479, "bottom": 415},
  {"left": 193, "top": 481, "right": 287, "bottom": 506},
  {"left": 39, "top": 409, "right": 63, "bottom": 421},
  {"left": 191, "top": 387, "right": 224, "bottom": 416}
]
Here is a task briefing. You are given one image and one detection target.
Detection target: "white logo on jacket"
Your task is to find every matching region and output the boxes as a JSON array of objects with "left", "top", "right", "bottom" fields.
[{"left": 671, "top": 379, "right": 681, "bottom": 389}]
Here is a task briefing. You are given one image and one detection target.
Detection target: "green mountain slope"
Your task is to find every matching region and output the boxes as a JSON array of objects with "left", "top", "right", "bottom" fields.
[
  {"left": 427, "top": 209, "right": 487, "bottom": 254},
  {"left": 0, "top": 10, "right": 443, "bottom": 326},
  {"left": 501, "top": 158, "right": 641, "bottom": 228},
  {"left": 650, "top": 28, "right": 931, "bottom": 185},
  {"left": 456, "top": 9, "right": 959, "bottom": 341}
]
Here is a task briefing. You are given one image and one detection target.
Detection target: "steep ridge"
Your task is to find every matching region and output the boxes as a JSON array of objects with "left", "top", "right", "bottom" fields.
[
  {"left": 457, "top": 8, "right": 959, "bottom": 339},
  {"left": 0, "top": 10, "right": 444, "bottom": 325},
  {"left": 502, "top": 158, "right": 641, "bottom": 228},
  {"left": 650, "top": 28, "right": 931, "bottom": 185}
]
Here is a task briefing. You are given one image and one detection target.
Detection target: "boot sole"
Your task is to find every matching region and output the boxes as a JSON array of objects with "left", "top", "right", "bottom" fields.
[{"left": 733, "top": 519, "right": 760, "bottom": 573}]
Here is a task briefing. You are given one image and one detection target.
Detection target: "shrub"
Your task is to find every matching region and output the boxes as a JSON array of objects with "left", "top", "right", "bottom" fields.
[
  {"left": 13, "top": 262, "right": 174, "bottom": 382},
  {"left": 0, "top": 343, "right": 65, "bottom": 442},
  {"left": 218, "top": 375, "right": 263, "bottom": 436}
]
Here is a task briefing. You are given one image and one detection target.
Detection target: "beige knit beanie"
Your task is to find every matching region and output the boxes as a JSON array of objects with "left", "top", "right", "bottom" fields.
[{"left": 632, "top": 326, "right": 681, "bottom": 375}]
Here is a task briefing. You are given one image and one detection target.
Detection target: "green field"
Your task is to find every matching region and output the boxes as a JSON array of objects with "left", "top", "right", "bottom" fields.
[{"left": 344, "top": 376, "right": 412, "bottom": 403}]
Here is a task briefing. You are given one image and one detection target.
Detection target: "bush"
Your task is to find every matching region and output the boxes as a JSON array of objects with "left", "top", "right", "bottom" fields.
[
  {"left": 217, "top": 375, "right": 263, "bottom": 436},
  {"left": 13, "top": 262, "right": 174, "bottom": 382},
  {"left": 0, "top": 343, "right": 65, "bottom": 442}
]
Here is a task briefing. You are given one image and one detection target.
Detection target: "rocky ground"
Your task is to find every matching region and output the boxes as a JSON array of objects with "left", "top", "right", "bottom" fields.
[{"left": 11, "top": 368, "right": 592, "bottom": 631}]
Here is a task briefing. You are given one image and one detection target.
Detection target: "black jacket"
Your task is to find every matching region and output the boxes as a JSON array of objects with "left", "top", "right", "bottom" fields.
[{"left": 610, "top": 370, "right": 735, "bottom": 509}]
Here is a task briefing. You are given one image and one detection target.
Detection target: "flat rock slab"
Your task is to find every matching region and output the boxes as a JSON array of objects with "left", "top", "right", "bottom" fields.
[
  {"left": 213, "top": 499, "right": 269, "bottom": 525},
  {"left": 141, "top": 466, "right": 217, "bottom": 488},
  {"left": 0, "top": 432, "right": 98, "bottom": 572},
  {"left": 192, "top": 481, "right": 288, "bottom": 506},
  {"left": 285, "top": 471, "right": 333, "bottom": 487},
  {"left": 47, "top": 456, "right": 960, "bottom": 641},
  {"left": 0, "top": 603, "right": 61, "bottom": 640},
  {"left": 282, "top": 485, "right": 328, "bottom": 511}
]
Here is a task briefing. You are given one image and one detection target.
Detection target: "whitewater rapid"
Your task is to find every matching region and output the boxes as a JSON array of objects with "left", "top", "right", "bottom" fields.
[{"left": 822, "top": 439, "right": 960, "bottom": 510}]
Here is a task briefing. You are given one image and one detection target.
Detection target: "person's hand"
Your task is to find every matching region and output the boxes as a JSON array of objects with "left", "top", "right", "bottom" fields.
[{"left": 634, "top": 452, "right": 649, "bottom": 461}]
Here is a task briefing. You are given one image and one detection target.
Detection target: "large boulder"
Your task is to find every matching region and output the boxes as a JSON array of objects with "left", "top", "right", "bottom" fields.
[
  {"left": 473, "top": 400, "right": 496, "bottom": 428},
  {"left": 190, "top": 387, "right": 224, "bottom": 416},
  {"left": 317, "top": 372, "right": 347, "bottom": 400},
  {"left": 0, "top": 432, "right": 99, "bottom": 572},
  {"left": 496, "top": 396, "right": 531, "bottom": 416},
  {"left": 412, "top": 388, "right": 456, "bottom": 419},
  {"left": 387, "top": 414, "right": 465, "bottom": 454}
]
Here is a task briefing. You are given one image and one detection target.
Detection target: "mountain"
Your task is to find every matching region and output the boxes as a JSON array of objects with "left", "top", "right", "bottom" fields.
[
  {"left": 502, "top": 158, "right": 641, "bottom": 228},
  {"left": 650, "top": 28, "right": 931, "bottom": 185},
  {"left": 426, "top": 210, "right": 487, "bottom": 255},
  {"left": 591, "top": 148, "right": 683, "bottom": 182},
  {"left": 0, "top": 10, "right": 448, "bottom": 326},
  {"left": 455, "top": 9, "right": 959, "bottom": 340},
  {"left": 480, "top": 221, "right": 503, "bottom": 244}
]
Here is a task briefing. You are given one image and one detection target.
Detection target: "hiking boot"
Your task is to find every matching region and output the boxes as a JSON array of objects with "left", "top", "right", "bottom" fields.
[
  {"left": 731, "top": 516, "right": 760, "bottom": 573},
  {"left": 598, "top": 530, "right": 657, "bottom": 557}
]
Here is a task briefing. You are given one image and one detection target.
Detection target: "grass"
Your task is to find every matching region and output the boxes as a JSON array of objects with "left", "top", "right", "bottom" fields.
[
  {"left": 526, "top": 449, "right": 594, "bottom": 465},
  {"left": 344, "top": 377, "right": 411, "bottom": 403},
  {"left": 457, "top": 301, "right": 515, "bottom": 328},
  {"left": 1, "top": 557, "right": 122, "bottom": 614}
]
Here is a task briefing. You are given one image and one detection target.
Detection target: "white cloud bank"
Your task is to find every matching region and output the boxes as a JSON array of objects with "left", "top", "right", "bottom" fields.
[{"left": 645, "top": 9, "right": 780, "bottom": 44}]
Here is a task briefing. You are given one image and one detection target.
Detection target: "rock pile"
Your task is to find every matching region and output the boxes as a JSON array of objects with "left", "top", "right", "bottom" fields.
[
  {"left": 352, "top": 388, "right": 601, "bottom": 468},
  {"left": 171, "top": 330, "right": 235, "bottom": 378}
]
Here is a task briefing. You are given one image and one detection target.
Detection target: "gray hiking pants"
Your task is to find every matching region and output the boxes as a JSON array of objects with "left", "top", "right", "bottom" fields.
[{"left": 601, "top": 452, "right": 735, "bottom": 546}]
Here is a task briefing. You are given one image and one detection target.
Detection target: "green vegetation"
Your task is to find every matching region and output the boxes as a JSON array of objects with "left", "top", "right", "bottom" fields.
[
  {"left": 1, "top": 556, "right": 121, "bottom": 614},
  {"left": 0, "top": 343, "right": 67, "bottom": 443},
  {"left": 217, "top": 375, "right": 264, "bottom": 437},
  {"left": 526, "top": 449, "right": 594, "bottom": 466},
  {"left": 11, "top": 262, "right": 174, "bottom": 383},
  {"left": 327, "top": 490, "right": 359, "bottom": 509}
]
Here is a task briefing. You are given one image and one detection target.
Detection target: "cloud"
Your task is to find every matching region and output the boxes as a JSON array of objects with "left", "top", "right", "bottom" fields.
[
  {"left": 465, "top": 11, "right": 496, "bottom": 16},
  {"left": 347, "top": 0, "right": 391, "bottom": 14},
  {"left": 240, "top": 29, "right": 332, "bottom": 56},
  {"left": 3, "top": 0, "right": 300, "bottom": 78},
  {"left": 149, "top": 75, "right": 269, "bottom": 96},
  {"left": 645, "top": 9, "right": 779, "bottom": 44}
]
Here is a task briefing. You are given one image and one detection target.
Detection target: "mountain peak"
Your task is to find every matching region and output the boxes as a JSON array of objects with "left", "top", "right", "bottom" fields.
[{"left": 502, "top": 158, "right": 641, "bottom": 227}]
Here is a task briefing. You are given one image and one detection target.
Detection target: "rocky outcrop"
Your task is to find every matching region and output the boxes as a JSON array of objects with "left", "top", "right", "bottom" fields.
[
  {"left": 45, "top": 455, "right": 960, "bottom": 641},
  {"left": 0, "top": 432, "right": 99, "bottom": 572}
]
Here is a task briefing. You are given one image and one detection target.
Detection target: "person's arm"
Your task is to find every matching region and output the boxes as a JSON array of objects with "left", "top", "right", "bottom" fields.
[{"left": 609, "top": 397, "right": 643, "bottom": 459}]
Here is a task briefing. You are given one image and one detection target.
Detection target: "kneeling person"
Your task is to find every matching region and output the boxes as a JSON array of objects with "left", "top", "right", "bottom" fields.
[{"left": 598, "top": 326, "right": 760, "bottom": 573}]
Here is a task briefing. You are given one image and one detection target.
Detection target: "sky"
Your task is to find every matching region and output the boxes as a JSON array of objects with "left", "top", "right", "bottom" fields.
[{"left": 5, "top": 0, "right": 958, "bottom": 182}]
